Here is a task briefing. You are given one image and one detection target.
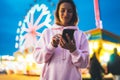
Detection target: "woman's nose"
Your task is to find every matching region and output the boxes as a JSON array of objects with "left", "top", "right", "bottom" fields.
[{"left": 64, "top": 10, "right": 68, "bottom": 16}]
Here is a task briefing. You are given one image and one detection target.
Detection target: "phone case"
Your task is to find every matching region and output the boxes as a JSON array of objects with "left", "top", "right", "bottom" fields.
[{"left": 62, "top": 29, "right": 75, "bottom": 42}]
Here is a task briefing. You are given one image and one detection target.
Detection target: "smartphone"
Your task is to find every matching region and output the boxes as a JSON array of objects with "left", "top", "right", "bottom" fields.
[{"left": 62, "top": 29, "right": 75, "bottom": 42}]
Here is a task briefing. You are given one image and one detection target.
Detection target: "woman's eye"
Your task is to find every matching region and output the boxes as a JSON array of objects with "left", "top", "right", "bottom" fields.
[
  {"left": 68, "top": 9, "right": 73, "bottom": 13},
  {"left": 60, "top": 9, "right": 65, "bottom": 13},
  {"left": 60, "top": 9, "right": 73, "bottom": 13}
]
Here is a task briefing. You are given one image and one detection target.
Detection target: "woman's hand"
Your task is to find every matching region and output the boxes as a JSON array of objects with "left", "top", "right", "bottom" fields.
[
  {"left": 60, "top": 34, "right": 76, "bottom": 53},
  {"left": 51, "top": 34, "right": 61, "bottom": 47}
]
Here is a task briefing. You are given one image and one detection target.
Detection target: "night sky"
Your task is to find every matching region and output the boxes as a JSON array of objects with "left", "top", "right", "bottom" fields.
[{"left": 0, "top": 0, "right": 120, "bottom": 56}]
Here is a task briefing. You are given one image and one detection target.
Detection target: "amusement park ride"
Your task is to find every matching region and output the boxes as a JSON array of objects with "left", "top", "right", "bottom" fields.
[{"left": 86, "top": 0, "right": 120, "bottom": 59}]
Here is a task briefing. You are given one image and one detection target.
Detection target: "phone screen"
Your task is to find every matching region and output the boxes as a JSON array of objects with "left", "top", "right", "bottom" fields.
[{"left": 62, "top": 29, "right": 75, "bottom": 42}]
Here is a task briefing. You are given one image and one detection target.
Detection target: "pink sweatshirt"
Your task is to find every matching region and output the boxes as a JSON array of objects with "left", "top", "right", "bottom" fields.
[{"left": 33, "top": 24, "right": 89, "bottom": 80}]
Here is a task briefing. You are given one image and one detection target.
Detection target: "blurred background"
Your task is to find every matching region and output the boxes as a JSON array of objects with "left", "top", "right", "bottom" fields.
[{"left": 0, "top": 0, "right": 120, "bottom": 80}]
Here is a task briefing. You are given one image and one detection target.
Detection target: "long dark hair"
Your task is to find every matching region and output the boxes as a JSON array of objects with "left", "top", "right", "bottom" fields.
[{"left": 55, "top": 0, "right": 78, "bottom": 26}]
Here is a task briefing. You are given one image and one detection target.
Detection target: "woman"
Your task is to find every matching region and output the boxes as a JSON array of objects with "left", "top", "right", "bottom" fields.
[{"left": 33, "top": 0, "right": 89, "bottom": 80}]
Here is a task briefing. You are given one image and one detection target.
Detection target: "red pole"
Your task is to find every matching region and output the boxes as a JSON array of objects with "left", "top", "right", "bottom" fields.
[{"left": 94, "top": 0, "right": 103, "bottom": 29}]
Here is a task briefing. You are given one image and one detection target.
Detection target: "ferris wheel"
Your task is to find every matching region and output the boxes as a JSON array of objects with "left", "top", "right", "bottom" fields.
[{"left": 15, "top": 3, "right": 53, "bottom": 52}]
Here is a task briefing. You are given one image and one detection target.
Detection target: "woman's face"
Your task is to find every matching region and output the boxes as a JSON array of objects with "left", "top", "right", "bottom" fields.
[{"left": 59, "top": 2, "right": 73, "bottom": 26}]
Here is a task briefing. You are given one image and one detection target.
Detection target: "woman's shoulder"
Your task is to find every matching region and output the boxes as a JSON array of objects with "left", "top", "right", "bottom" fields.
[
  {"left": 77, "top": 28, "right": 86, "bottom": 36},
  {"left": 76, "top": 28, "right": 89, "bottom": 40}
]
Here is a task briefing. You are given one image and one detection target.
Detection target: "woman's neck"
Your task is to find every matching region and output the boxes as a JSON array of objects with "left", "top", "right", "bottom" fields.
[{"left": 61, "top": 23, "right": 74, "bottom": 27}]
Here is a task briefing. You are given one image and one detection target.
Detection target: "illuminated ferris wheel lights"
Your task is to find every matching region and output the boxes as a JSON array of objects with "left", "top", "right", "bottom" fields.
[
  {"left": 18, "top": 21, "right": 22, "bottom": 26},
  {"left": 37, "top": 4, "right": 46, "bottom": 11},
  {"left": 20, "top": 35, "right": 24, "bottom": 42},
  {"left": 19, "top": 46, "right": 25, "bottom": 52},
  {"left": 16, "top": 28, "right": 20, "bottom": 34},
  {"left": 45, "top": 14, "right": 51, "bottom": 22},
  {"left": 21, "top": 24, "right": 27, "bottom": 34},
  {"left": 30, "top": 8, "right": 35, "bottom": 14},
  {"left": 15, "top": 43, "right": 19, "bottom": 48},
  {"left": 15, "top": 3, "right": 52, "bottom": 50},
  {"left": 46, "top": 24, "right": 52, "bottom": 28},
  {"left": 16, "top": 35, "right": 19, "bottom": 41}
]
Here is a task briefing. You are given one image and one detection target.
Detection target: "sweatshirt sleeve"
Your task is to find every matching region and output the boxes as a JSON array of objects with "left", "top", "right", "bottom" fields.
[
  {"left": 33, "top": 29, "right": 55, "bottom": 64},
  {"left": 70, "top": 32, "right": 90, "bottom": 68}
]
